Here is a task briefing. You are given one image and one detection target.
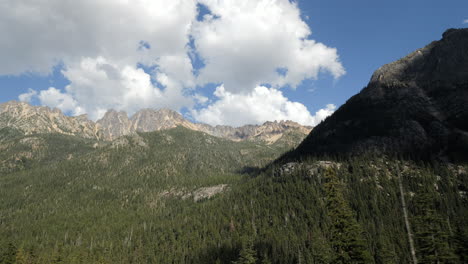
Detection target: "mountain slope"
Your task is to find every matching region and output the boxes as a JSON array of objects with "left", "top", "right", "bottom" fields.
[
  {"left": 287, "top": 28, "right": 468, "bottom": 161},
  {"left": 0, "top": 124, "right": 302, "bottom": 178},
  {"left": 0, "top": 126, "right": 314, "bottom": 263},
  {"left": 0, "top": 130, "right": 99, "bottom": 174},
  {"left": 1, "top": 28, "right": 467, "bottom": 264}
]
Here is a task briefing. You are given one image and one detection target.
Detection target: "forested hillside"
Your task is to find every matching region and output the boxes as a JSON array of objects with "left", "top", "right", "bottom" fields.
[
  {"left": 1, "top": 149, "right": 466, "bottom": 263},
  {"left": 0, "top": 127, "right": 314, "bottom": 263},
  {"left": 1, "top": 28, "right": 468, "bottom": 264}
]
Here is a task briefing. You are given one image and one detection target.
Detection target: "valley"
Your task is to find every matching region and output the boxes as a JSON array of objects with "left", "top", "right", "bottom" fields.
[{"left": 0, "top": 28, "right": 467, "bottom": 264}]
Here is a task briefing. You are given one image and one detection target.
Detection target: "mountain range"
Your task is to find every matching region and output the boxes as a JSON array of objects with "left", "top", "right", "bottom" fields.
[
  {"left": 0, "top": 100, "right": 312, "bottom": 143},
  {"left": 0, "top": 29, "right": 467, "bottom": 264}
]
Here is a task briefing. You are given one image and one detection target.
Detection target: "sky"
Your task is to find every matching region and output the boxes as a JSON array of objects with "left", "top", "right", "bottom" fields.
[{"left": 0, "top": 0, "right": 467, "bottom": 127}]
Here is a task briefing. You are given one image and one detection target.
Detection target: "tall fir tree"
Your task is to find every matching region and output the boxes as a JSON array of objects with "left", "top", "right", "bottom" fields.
[
  {"left": 413, "top": 188, "right": 458, "bottom": 263},
  {"left": 323, "top": 168, "right": 371, "bottom": 264},
  {"left": 233, "top": 239, "right": 257, "bottom": 264},
  {"left": 0, "top": 242, "right": 17, "bottom": 264}
]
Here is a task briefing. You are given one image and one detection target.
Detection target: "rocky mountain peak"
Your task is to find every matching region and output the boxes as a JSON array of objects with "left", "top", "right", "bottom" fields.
[
  {"left": 286, "top": 28, "right": 468, "bottom": 161},
  {"left": 0, "top": 100, "right": 102, "bottom": 139},
  {"left": 261, "top": 120, "right": 311, "bottom": 129},
  {"left": 368, "top": 28, "right": 468, "bottom": 93},
  {"left": 130, "top": 108, "right": 194, "bottom": 132},
  {"left": 1, "top": 101, "right": 312, "bottom": 143},
  {"left": 97, "top": 109, "right": 132, "bottom": 140}
]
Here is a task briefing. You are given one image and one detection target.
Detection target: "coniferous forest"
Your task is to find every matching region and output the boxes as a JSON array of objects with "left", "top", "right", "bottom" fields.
[{"left": 0, "top": 127, "right": 467, "bottom": 263}]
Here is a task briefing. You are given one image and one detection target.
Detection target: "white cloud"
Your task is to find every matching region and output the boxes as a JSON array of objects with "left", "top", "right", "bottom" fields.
[
  {"left": 37, "top": 87, "right": 84, "bottom": 116},
  {"left": 0, "top": 0, "right": 197, "bottom": 75},
  {"left": 463, "top": 19, "right": 468, "bottom": 24},
  {"left": 6, "top": 0, "right": 197, "bottom": 119},
  {"left": 193, "top": 94, "right": 209, "bottom": 105},
  {"left": 192, "top": 0, "right": 345, "bottom": 93},
  {"left": 18, "top": 57, "right": 194, "bottom": 120},
  {"left": 192, "top": 85, "right": 336, "bottom": 127},
  {"left": 8, "top": 0, "right": 343, "bottom": 126},
  {"left": 61, "top": 57, "right": 192, "bottom": 120},
  {"left": 18, "top": 88, "right": 37, "bottom": 103}
]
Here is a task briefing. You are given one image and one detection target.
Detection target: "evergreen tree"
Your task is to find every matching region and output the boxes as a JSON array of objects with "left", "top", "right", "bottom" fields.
[
  {"left": 233, "top": 239, "right": 257, "bottom": 264},
  {"left": 413, "top": 190, "right": 458, "bottom": 263},
  {"left": 15, "top": 247, "right": 29, "bottom": 264},
  {"left": 324, "top": 168, "right": 371, "bottom": 264},
  {"left": 453, "top": 225, "right": 468, "bottom": 263},
  {"left": 0, "top": 242, "right": 17, "bottom": 264},
  {"left": 260, "top": 253, "right": 272, "bottom": 264}
]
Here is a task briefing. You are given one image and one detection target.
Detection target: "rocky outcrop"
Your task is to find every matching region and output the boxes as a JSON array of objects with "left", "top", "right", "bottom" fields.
[
  {"left": 0, "top": 101, "right": 102, "bottom": 139},
  {"left": 96, "top": 108, "right": 198, "bottom": 140},
  {"left": 98, "top": 107, "right": 312, "bottom": 142},
  {"left": 158, "top": 184, "right": 229, "bottom": 202},
  {"left": 200, "top": 120, "right": 312, "bottom": 143},
  {"left": 96, "top": 110, "right": 132, "bottom": 141},
  {"left": 287, "top": 28, "right": 468, "bottom": 161},
  {"left": 275, "top": 160, "right": 342, "bottom": 179},
  {"left": 131, "top": 108, "right": 200, "bottom": 132},
  {"left": 0, "top": 101, "right": 312, "bottom": 143},
  {"left": 192, "top": 184, "right": 229, "bottom": 202}
]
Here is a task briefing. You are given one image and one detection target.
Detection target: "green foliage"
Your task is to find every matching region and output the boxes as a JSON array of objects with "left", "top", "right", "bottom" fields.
[
  {"left": 0, "top": 242, "right": 16, "bottom": 264},
  {"left": 232, "top": 239, "right": 256, "bottom": 264},
  {"left": 0, "top": 128, "right": 466, "bottom": 263},
  {"left": 413, "top": 185, "right": 458, "bottom": 263},
  {"left": 324, "top": 168, "right": 371, "bottom": 263}
]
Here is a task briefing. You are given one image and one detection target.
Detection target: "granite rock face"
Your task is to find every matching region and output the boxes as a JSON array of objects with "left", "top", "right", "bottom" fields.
[
  {"left": 290, "top": 28, "right": 468, "bottom": 160},
  {"left": 97, "top": 110, "right": 133, "bottom": 141}
]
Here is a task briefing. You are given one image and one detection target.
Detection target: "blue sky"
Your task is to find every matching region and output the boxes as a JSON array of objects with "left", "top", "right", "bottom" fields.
[
  {"left": 291, "top": 0, "right": 468, "bottom": 113},
  {"left": 0, "top": 0, "right": 466, "bottom": 126}
]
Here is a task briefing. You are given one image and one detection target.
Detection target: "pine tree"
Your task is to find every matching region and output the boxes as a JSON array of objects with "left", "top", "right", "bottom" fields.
[
  {"left": 260, "top": 253, "right": 272, "bottom": 264},
  {"left": 50, "top": 245, "right": 63, "bottom": 264},
  {"left": 0, "top": 242, "right": 17, "bottom": 264},
  {"left": 232, "top": 239, "right": 257, "bottom": 264},
  {"left": 413, "top": 190, "right": 458, "bottom": 263},
  {"left": 453, "top": 225, "right": 468, "bottom": 263},
  {"left": 15, "top": 247, "right": 29, "bottom": 264},
  {"left": 324, "top": 168, "right": 371, "bottom": 264}
]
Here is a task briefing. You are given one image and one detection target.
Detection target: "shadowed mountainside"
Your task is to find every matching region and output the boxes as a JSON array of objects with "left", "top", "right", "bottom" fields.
[{"left": 285, "top": 28, "right": 468, "bottom": 161}]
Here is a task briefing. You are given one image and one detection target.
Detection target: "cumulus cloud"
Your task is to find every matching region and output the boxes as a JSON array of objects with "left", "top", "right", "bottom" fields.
[
  {"left": 9, "top": 0, "right": 344, "bottom": 125},
  {"left": 18, "top": 89, "right": 37, "bottom": 103},
  {"left": 192, "top": 0, "right": 345, "bottom": 93},
  {"left": 19, "top": 57, "right": 193, "bottom": 120},
  {"left": 463, "top": 19, "right": 468, "bottom": 24},
  {"left": 0, "top": 0, "right": 197, "bottom": 75},
  {"left": 8, "top": 0, "right": 197, "bottom": 120},
  {"left": 37, "top": 87, "right": 85, "bottom": 115},
  {"left": 19, "top": 87, "right": 84, "bottom": 115},
  {"left": 192, "top": 85, "right": 336, "bottom": 126}
]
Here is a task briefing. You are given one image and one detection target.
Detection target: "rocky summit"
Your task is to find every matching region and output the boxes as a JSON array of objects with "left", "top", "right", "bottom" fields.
[
  {"left": 285, "top": 28, "right": 468, "bottom": 161},
  {"left": 0, "top": 101, "right": 102, "bottom": 139},
  {"left": 0, "top": 101, "right": 312, "bottom": 143}
]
